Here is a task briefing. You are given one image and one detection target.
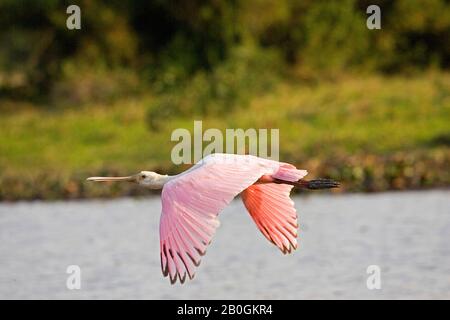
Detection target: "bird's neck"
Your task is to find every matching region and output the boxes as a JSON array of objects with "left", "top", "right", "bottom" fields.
[{"left": 147, "top": 174, "right": 172, "bottom": 190}]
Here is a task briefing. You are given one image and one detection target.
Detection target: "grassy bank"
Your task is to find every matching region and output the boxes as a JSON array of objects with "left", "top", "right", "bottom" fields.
[{"left": 0, "top": 73, "right": 449, "bottom": 200}]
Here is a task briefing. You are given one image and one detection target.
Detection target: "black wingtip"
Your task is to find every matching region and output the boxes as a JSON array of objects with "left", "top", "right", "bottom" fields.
[{"left": 307, "top": 179, "right": 340, "bottom": 190}]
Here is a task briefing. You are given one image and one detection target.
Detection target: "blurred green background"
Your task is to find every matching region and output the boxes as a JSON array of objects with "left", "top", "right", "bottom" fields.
[{"left": 0, "top": 0, "right": 449, "bottom": 200}]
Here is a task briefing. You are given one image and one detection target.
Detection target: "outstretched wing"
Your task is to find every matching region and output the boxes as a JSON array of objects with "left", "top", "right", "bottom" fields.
[
  {"left": 159, "top": 154, "right": 280, "bottom": 284},
  {"left": 242, "top": 183, "right": 298, "bottom": 254}
]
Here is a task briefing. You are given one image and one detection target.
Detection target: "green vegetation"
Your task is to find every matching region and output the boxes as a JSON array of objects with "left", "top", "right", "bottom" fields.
[
  {"left": 0, "top": 1, "right": 449, "bottom": 199},
  {"left": 1, "top": 73, "right": 448, "bottom": 200},
  {"left": 1, "top": 0, "right": 449, "bottom": 101}
]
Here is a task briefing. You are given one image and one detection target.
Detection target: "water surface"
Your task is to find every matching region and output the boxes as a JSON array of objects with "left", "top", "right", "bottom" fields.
[{"left": 0, "top": 190, "right": 449, "bottom": 299}]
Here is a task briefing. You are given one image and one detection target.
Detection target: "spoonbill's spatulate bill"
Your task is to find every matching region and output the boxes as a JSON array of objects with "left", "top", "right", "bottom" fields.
[{"left": 87, "top": 153, "right": 339, "bottom": 284}]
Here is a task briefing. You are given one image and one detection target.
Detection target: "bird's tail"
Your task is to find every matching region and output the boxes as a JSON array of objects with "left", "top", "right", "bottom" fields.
[
  {"left": 275, "top": 178, "right": 340, "bottom": 190},
  {"left": 303, "top": 178, "right": 340, "bottom": 189}
]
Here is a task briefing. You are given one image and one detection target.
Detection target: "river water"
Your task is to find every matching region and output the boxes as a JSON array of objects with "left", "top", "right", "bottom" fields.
[{"left": 0, "top": 190, "right": 449, "bottom": 299}]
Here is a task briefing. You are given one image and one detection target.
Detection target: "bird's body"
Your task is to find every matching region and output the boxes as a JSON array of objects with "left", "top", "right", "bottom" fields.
[{"left": 88, "top": 153, "right": 339, "bottom": 284}]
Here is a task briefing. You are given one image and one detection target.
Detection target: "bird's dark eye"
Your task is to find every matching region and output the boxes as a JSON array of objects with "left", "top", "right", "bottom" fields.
[{"left": 141, "top": 174, "right": 146, "bottom": 179}]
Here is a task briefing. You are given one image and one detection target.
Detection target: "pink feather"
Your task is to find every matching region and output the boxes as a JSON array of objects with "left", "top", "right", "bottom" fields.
[{"left": 159, "top": 154, "right": 308, "bottom": 284}]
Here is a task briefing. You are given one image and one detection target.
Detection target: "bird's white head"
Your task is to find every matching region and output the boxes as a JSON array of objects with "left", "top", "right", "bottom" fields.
[
  {"left": 87, "top": 171, "right": 170, "bottom": 190},
  {"left": 135, "top": 171, "right": 170, "bottom": 189}
]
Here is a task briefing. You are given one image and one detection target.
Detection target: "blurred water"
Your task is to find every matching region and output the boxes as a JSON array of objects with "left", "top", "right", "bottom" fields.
[{"left": 0, "top": 190, "right": 449, "bottom": 299}]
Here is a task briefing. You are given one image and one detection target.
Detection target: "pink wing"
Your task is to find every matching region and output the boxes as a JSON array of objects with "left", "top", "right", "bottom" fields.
[
  {"left": 159, "top": 154, "right": 307, "bottom": 284},
  {"left": 241, "top": 183, "right": 298, "bottom": 254},
  {"left": 159, "top": 154, "right": 279, "bottom": 283}
]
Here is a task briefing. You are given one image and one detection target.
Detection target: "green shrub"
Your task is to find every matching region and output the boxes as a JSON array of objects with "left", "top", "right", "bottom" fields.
[
  {"left": 302, "top": 0, "right": 370, "bottom": 72},
  {"left": 1, "top": 0, "right": 449, "bottom": 104},
  {"left": 147, "top": 45, "right": 283, "bottom": 130}
]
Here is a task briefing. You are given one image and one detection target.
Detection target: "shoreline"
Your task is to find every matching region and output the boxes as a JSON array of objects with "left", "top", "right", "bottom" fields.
[
  {"left": 0, "top": 185, "right": 448, "bottom": 204},
  {"left": 1, "top": 150, "right": 448, "bottom": 201}
]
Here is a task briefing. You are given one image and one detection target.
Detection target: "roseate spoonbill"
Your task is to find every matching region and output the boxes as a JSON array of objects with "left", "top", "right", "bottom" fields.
[{"left": 87, "top": 153, "right": 339, "bottom": 284}]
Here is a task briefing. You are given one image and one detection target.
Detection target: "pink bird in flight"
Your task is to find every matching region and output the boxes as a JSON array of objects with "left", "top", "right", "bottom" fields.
[{"left": 88, "top": 153, "right": 339, "bottom": 284}]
